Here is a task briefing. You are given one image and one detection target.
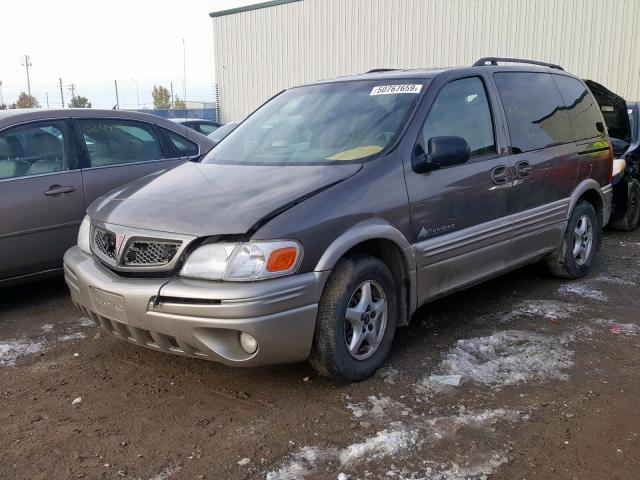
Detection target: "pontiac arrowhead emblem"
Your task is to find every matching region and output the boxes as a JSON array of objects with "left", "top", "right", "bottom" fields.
[{"left": 115, "top": 233, "right": 126, "bottom": 254}]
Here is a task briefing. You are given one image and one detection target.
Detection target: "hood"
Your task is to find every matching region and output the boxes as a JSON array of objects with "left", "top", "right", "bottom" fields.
[
  {"left": 88, "top": 162, "right": 362, "bottom": 236},
  {"left": 584, "top": 79, "right": 632, "bottom": 150}
]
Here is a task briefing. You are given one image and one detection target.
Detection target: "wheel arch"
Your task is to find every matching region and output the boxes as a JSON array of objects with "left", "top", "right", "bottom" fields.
[
  {"left": 570, "top": 179, "right": 605, "bottom": 227},
  {"left": 314, "top": 221, "right": 416, "bottom": 326}
]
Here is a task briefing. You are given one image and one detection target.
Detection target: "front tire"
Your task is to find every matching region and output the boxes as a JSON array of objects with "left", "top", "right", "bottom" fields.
[
  {"left": 309, "top": 255, "right": 398, "bottom": 383},
  {"left": 546, "top": 200, "right": 600, "bottom": 279},
  {"left": 610, "top": 179, "right": 640, "bottom": 231}
]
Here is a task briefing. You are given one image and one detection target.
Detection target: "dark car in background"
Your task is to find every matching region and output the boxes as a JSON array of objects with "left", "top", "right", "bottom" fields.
[
  {"left": 171, "top": 118, "right": 222, "bottom": 136},
  {"left": 586, "top": 81, "right": 640, "bottom": 230},
  {"left": 0, "top": 109, "right": 214, "bottom": 287},
  {"left": 609, "top": 101, "right": 640, "bottom": 230}
]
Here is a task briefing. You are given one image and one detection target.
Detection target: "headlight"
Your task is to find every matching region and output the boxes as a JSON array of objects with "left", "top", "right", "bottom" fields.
[
  {"left": 180, "top": 240, "right": 302, "bottom": 281},
  {"left": 612, "top": 158, "right": 626, "bottom": 177},
  {"left": 77, "top": 215, "right": 91, "bottom": 254}
]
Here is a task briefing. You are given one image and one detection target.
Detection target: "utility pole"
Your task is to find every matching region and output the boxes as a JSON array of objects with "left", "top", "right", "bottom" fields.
[
  {"left": 0, "top": 80, "right": 4, "bottom": 106},
  {"left": 68, "top": 84, "right": 76, "bottom": 106},
  {"left": 59, "top": 78, "right": 65, "bottom": 108},
  {"left": 182, "top": 38, "right": 187, "bottom": 102},
  {"left": 114, "top": 80, "right": 120, "bottom": 109},
  {"left": 170, "top": 82, "right": 174, "bottom": 108},
  {"left": 22, "top": 55, "right": 32, "bottom": 96},
  {"left": 45, "top": 91, "right": 50, "bottom": 108}
]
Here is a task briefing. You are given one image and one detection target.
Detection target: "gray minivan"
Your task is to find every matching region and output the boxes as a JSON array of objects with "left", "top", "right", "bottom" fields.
[
  {"left": 0, "top": 109, "right": 214, "bottom": 287},
  {"left": 64, "top": 58, "right": 613, "bottom": 382}
]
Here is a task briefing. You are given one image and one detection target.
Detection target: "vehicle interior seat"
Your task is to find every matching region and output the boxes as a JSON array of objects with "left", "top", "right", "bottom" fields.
[
  {"left": 27, "top": 132, "right": 65, "bottom": 175},
  {"left": 0, "top": 137, "right": 30, "bottom": 179}
]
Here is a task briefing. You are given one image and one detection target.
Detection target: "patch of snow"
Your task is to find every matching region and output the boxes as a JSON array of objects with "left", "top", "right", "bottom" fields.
[
  {"left": 147, "top": 466, "right": 181, "bottom": 480},
  {"left": 59, "top": 332, "right": 86, "bottom": 342},
  {"left": 339, "top": 427, "right": 419, "bottom": 465},
  {"left": 428, "top": 374, "right": 462, "bottom": 387},
  {"left": 595, "top": 319, "right": 639, "bottom": 336},
  {"left": 72, "top": 397, "right": 82, "bottom": 405},
  {"left": 429, "top": 451, "right": 509, "bottom": 480},
  {"left": 237, "top": 457, "right": 251, "bottom": 466},
  {"left": 419, "top": 330, "right": 574, "bottom": 389},
  {"left": 266, "top": 446, "right": 323, "bottom": 480},
  {"left": 77, "top": 316, "right": 96, "bottom": 327},
  {"left": 0, "top": 339, "right": 43, "bottom": 366},
  {"left": 337, "top": 473, "right": 349, "bottom": 480},
  {"left": 346, "top": 395, "right": 408, "bottom": 419},
  {"left": 592, "top": 274, "right": 636, "bottom": 286},
  {"left": 427, "top": 409, "right": 525, "bottom": 440},
  {"left": 375, "top": 366, "right": 399, "bottom": 384},
  {"left": 558, "top": 283, "right": 607, "bottom": 302},
  {"left": 40, "top": 323, "right": 54, "bottom": 333},
  {"left": 503, "top": 300, "right": 579, "bottom": 322},
  {"left": 345, "top": 402, "right": 367, "bottom": 419}
]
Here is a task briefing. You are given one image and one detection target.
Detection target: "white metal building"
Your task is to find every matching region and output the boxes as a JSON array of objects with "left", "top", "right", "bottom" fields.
[{"left": 210, "top": 0, "right": 640, "bottom": 122}]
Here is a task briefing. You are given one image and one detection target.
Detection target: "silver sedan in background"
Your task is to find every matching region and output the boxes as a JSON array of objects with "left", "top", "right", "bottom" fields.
[{"left": 0, "top": 109, "right": 214, "bottom": 287}]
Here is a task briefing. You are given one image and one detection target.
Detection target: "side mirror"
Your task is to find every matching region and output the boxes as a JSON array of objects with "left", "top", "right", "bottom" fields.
[{"left": 412, "top": 136, "right": 470, "bottom": 173}]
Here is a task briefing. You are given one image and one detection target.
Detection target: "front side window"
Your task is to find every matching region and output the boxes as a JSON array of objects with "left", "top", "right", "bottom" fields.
[
  {"left": 553, "top": 75, "right": 606, "bottom": 141},
  {"left": 494, "top": 72, "right": 574, "bottom": 153},
  {"left": 202, "top": 80, "right": 426, "bottom": 166},
  {"left": 421, "top": 77, "right": 496, "bottom": 158},
  {"left": 78, "top": 119, "right": 164, "bottom": 167},
  {"left": 0, "top": 121, "right": 69, "bottom": 180}
]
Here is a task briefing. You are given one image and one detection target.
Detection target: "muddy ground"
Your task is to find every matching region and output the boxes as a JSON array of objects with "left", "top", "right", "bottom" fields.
[{"left": 0, "top": 228, "right": 638, "bottom": 480}]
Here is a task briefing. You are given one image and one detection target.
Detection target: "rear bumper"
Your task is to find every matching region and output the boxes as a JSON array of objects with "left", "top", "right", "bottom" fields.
[{"left": 63, "top": 246, "right": 329, "bottom": 366}]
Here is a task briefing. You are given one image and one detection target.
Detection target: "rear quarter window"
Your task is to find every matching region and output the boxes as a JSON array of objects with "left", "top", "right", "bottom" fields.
[
  {"left": 494, "top": 72, "right": 574, "bottom": 153},
  {"left": 553, "top": 75, "right": 605, "bottom": 141}
]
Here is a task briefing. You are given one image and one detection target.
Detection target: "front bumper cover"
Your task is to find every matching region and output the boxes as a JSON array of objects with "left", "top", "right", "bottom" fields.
[{"left": 64, "top": 246, "right": 329, "bottom": 366}]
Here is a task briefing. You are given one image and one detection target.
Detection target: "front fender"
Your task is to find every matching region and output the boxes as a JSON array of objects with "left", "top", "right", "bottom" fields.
[{"left": 314, "top": 219, "right": 415, "bottom": 272}]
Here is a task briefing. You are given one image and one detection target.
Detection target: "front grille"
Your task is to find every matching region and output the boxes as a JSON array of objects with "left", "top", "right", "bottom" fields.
[
  {"left": 93, "top": 228, "right": 116, "bottom": 260},
  {"left": 123, "top": 240, "right": 181, "bottom": 266}
]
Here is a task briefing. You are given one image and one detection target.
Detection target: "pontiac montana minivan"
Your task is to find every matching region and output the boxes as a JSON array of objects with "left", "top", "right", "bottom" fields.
[{"left": 64, "top": 58, "right": 613, "bottom": 382}]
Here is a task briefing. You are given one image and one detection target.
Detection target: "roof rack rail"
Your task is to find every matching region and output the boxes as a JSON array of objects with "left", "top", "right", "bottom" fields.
[
  {"left": 473, "top": 57, "right": 564, "bottom": 71},
  {"left": 365, "top": 68, "right": 399, "bottom": 73}
]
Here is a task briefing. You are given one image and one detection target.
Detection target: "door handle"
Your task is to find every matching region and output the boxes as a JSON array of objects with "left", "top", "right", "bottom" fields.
[
  {"left": 44, "top": 185, "right": 76, "bottom": 196},
  {"left": 491, "top": 165, "right": 509, "bottom": 185},
  {"left": 516, "top": 161, "right": 533, "bottom": 177}
]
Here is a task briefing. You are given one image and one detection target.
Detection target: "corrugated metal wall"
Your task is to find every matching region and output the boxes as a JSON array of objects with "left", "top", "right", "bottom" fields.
[{"left": 213, "top": 0, "right": 640, "bottom": 121}]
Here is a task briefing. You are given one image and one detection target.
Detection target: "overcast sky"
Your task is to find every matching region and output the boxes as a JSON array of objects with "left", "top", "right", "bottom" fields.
[{"left": 0, "top": 0, "right": 262, "bottom": 109}]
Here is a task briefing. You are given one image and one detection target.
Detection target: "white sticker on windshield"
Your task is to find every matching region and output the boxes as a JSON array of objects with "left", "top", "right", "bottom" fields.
[{"left": 370, "top": 84, "right": 422, "bottom": 96}]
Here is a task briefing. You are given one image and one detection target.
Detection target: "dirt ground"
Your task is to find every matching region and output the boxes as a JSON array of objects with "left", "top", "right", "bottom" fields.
[{"left": 1, "top": 228, "right": 639, "bottom": 480}]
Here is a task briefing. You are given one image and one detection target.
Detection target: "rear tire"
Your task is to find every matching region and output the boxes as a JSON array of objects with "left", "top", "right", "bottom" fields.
[
  {"left": 610, "top": 179, "right": 640, "bottom": 231},
  {"left": 546, "top": 200, "right": 600, "bottom": 279},
  {"left": 309, "top": 255, "right": 397, "bottom": 383}
]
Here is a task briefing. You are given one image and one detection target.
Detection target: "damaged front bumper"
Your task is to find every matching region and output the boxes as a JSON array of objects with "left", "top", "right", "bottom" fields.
[{"left": 63, "top": 246, "right": 329, "bottom": 366}]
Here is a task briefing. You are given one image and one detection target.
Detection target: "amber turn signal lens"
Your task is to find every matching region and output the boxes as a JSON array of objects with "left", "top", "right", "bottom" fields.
[{"left": 266, "top": 247, "right": 298, "bottom": 272}]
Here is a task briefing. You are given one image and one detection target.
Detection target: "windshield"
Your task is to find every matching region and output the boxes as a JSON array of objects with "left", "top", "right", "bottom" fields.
[{"left": 202, "top": 80, "right": 426, "bottom": 166}]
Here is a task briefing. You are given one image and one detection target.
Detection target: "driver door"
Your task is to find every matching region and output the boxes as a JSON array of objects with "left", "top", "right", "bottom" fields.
[{"left": 403, "top": 76, "right": 514, "bottom": 303}]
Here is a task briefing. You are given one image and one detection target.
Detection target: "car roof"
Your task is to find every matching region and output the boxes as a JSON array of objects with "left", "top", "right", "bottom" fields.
[
  {"left": 307, "top": 64, "right": 575, "bottom": 86},
  {"left": 0, "top": 108, "right": 215, "bottom": 148}
]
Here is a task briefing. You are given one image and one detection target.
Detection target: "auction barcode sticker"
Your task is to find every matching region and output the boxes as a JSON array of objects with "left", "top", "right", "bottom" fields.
[{"left": 370, "top": 84, "right": 423, "bottom": 95}]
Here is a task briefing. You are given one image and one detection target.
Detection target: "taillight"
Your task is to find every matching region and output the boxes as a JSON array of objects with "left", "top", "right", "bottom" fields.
[{"left": 608, "top": 142, "right": 614, "bottom": 184}]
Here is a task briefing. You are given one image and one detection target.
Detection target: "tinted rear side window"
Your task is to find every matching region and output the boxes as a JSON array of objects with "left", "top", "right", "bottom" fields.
[
  {"left": 494, "top": 72, "right": 573, "bottom": 153},
  {"left": 553, "top": 76, "right": 605, "bottom": 141}
]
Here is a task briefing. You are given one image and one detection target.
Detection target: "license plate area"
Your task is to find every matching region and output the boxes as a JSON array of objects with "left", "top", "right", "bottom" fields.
[{"left": 90, "top": 287, "right": 127, "bottom": 322}]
